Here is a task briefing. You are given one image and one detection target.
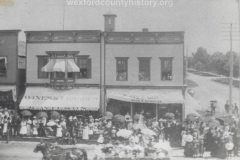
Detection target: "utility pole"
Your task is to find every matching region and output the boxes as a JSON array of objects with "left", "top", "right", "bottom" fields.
[
  {"left": 229, "top": 23, "right": 233, "bottom": 114},
  {"left": 238, "top": 0, "right": 240, "bottom": 112}
]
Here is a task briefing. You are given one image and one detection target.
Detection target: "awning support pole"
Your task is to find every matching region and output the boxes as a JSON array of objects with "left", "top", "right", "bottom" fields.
[{"left": 156, "top": 104, "right": 158, "bottom": 121}]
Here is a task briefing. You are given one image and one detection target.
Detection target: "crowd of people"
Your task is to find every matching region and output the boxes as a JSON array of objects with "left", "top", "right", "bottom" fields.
[{"left": 181, "top": 116, "right": 240, "bottom": 159}]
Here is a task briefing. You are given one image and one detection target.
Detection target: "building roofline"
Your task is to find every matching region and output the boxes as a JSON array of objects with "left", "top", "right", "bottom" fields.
[
  {"left": 0, "top": 30, "right": 21, "bottom": 33},
  {"left": 24, "top": 30, "right": 101, "bottom": 34},
  {"left": 104, "top": 31, "right": 184, "bottom": 34}
]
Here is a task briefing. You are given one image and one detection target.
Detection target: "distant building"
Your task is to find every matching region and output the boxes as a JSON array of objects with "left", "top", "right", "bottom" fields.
[
  {"left": 0, "top": 30, "right": 26, "bottom": 113},
  {"left": 20, "top": 14, "right": 189, "bottom": 120}
]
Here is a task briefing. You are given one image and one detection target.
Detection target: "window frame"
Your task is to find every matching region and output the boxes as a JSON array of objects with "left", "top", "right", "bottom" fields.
[
  {"left": 37, "top": 55, "right": 49, "bottom": 79},
  {"left": 0, "top": 56, "right": 7, "bottom": 77},
  {"left": 115, "top": 57, "right": 129, "bottom": 81},
  {"left": 160, "top": 57, "right": 174, "bottom": 81},
  {"left": 138, "top": 57, "right": 151, "bottom": 81},
  {"left": 76, "top": 55, "right": 91, "bottom": 79}
]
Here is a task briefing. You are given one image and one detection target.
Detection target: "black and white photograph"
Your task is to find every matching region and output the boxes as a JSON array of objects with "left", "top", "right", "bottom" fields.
[{"left": 0, "top": 0, "right": 240, "bottom": 159}]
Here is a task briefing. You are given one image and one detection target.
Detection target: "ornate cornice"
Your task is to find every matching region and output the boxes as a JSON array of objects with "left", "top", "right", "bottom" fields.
[
  {"left": 105, "top": 32, "right": 184, "bottom": 44},
  {"left": 25, "top": 30, "right": 101, "bottom": 43}
]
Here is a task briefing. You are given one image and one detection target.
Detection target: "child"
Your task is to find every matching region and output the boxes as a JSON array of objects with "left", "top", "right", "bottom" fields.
[
  {"left": 225, "top": 139, "right": 234, "bottom": 159},
  {"left": 181, "top": 130, "right": 187, "bottom": 147}
]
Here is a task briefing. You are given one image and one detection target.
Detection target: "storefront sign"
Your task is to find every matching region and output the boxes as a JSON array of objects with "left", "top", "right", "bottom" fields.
[
  {"left": 107, "top": 89, "right": 184, "bottom": 104},
  {"left": 0, "top": 90, "right": 14, "bottom": 109},
  {"left": 20, "top": 87, "right": 100, "bottom": 111}
]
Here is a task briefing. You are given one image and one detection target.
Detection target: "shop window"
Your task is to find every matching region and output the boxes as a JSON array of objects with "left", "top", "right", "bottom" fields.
[
  {"left": 0, "top": 57, "right": 7, "bottom": 76},
  {"left": 77, "top": 56, "right": 91, "bottom": 79},
  {"left": 138, "top": 57, "right": 151, "bottom": 81},
  {"left": 160, "top": 57, "right": 173, "bottom": 81},
  {"left": 38, "top": 56, "right": 49, "bottom": 79},
  {"left": 116, "top": 57, "right": 128, "bottom": 81}
]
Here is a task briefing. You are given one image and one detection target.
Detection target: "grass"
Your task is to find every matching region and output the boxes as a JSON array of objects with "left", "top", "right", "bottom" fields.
[{"left": 212, "top": 78, "right": 240, "bottom": 88}]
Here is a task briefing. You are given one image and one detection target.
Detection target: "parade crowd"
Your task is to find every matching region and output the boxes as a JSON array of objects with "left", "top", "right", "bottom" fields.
[{"left": 0, "top": 106, "right": 240, "bottom": 160}]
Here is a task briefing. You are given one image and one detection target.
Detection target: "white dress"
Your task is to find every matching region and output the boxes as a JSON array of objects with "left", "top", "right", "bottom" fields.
[
  {"left": 3, "top": 120, "right": 8, "bottom": 134},
  {"left": 88, "top": 123, "right": 94, "bottom": 135},
  {"left": 32, "top": 120, "right": 38, "bottom": 135},
  {"left": 56, "top": 125, "right": 63, "bottom": 137},
  {"left": 181, "top": 133, "right": 187, "bottom": 146},
  {"left": 20, "top": 121, "right": 27, "bottom": 135},
  {"left": 82, "top": 125, "right": 89, "bottom": 140},
  {"left": 27, "top": 120, "right": 32, "bottom": 136}
]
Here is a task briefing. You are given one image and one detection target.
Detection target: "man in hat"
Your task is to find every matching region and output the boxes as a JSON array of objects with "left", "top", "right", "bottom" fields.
[{"left": 225, "top": 100, "right": 230, "bottom": 114}]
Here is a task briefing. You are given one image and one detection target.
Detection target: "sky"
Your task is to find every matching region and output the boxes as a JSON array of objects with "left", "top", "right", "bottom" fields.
[{"left": 0, "top": 0, "right": 240, "bottom": 55}]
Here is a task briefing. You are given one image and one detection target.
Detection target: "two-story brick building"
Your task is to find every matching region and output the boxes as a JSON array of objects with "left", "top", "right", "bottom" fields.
[
  {"left": 20, "top": 14, "right": 195, "bottom": 120},
  {"left": 103, "top": 14, "right": 186, "bottom": 120},
  {"left": 19, "top": 30, "right": 102, "bottom": 116},
  {"left": 0, "top": 30, "right": 26, "bottom": 114}
]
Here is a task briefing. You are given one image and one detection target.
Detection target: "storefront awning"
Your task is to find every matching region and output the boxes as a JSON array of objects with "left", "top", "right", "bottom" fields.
[
  {"left": 107, "top": 89, "right": 184, "bottom": 104},
  {"left": 19, "top": 87, "right": 100, "bottom": 111},
  {"left": 184, "top": 93, "right": 201, "bottom": 117},
  {"left": 41, "top": 59, "right": 80, "bottom": 72}
]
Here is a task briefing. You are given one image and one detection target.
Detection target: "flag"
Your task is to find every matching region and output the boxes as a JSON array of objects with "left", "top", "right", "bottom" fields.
[{"left": 138, "top": 114, "right": 147, "bottom": 130}]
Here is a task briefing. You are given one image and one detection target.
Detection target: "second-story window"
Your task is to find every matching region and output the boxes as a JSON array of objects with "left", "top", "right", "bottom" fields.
[
  {"left": 77, "top": 56, "right": 91, "bottom": 79},
  {"left": 138, "top": 57, "right": 151, "bottom": 81},
  {"left": 116, "top": 57, "right": 128, "bottom": 81},
  {"left": 38, "top": 56, "right": 49, "bottom": 79},
  {"left": 160, "top": 57, "right": 173, "bottom": 81},
  {"left": 0, "top": 57, "right": 7, "bottom": 76}
]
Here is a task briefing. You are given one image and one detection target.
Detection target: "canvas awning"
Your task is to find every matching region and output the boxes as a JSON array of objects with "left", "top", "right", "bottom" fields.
[
  {"left": 107, "top": 89, "right": 184, "bottom": 104},
  {"left": 41, "top": 59, "right": 80, "bottom": 72},
  {"left": 184, "top": 93, "right": 201, "bottom": 117},
  {"left": 19, "top": 87, "right": 100, "bottom": 111}
]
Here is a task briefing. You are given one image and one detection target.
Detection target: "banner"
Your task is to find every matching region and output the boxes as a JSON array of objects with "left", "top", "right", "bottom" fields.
[{"left": 0, "top": 90, "right": 15, "bottom": 109}]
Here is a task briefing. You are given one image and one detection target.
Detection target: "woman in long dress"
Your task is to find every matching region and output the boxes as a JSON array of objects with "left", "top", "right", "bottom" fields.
[
  {"left": 82, "top": 122, "right": 89, "bottom": 140},
  {"left": 32, "top": 116, "right": 38, "bottom": 136},
  {"left": 3, "top": 116, "right": 8, "bottom": 135},
  {"left": 56, "top": 123, "right": 63, "bottom": 138},
  {"left": 20, "top": 119, "right": 27, "bottom": 136},
  {"left": 60, "top": 118, "right": 66, "bottom": 137},
  {"left": 26, "top": 118, "right": 32, "bottom": 136}
]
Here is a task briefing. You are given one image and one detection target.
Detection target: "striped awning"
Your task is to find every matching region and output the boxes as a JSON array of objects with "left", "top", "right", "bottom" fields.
[{"left": 41, "top": 59, "right": 80, "bottom": 72}]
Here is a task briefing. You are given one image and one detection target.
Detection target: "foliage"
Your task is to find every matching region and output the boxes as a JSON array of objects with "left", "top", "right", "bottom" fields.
[{"left": 188, "top": 47, "right": 239, "bottom": 78}]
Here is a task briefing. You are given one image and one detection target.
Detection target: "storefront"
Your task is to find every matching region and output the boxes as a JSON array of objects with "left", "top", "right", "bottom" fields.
[
  {"left": 106, "top": 88, "right": 184, "bottom": 121},
  {"left": 0, "top": 85, "right": 17, "bottom": 112},
  {"left": 19, "top": 87, "right": 100, "bottom": 116}
]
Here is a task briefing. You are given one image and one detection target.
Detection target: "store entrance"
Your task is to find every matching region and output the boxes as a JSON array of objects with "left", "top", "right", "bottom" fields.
[
  {"left": 158, "top": 104, "right": 182, "bottom": 121},
  {"left": 133, "top": 103, "right": 156, "bottom": 119}
]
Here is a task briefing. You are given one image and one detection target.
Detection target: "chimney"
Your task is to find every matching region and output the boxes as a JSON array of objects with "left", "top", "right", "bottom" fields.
[
  {"left": 103, "top": 13, "right": 117, "bottom": 32},
  {"left": 142, "top": 28, "right": 149, "bottom": 32}
]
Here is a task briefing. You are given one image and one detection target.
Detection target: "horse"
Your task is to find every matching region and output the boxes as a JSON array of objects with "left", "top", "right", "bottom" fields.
[{"left": 33, "top": 142, "right": 88, "bottom": 160}]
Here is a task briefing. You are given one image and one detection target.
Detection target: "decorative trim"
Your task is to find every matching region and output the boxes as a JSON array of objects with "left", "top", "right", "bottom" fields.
[
  {"left": 105, "top": 32, "right": 184, "bottom": 44},
  {"left": 25, "top": 30, "right": 101, "bottom": 43}
]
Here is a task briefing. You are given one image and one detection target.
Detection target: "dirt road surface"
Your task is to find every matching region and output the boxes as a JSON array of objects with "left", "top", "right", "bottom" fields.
[
  {"left": 187, "top": 73, "right": 240, "bottom": 114},
  {"left": 0, "top": 141, "right": 239, "bottom": 160}
]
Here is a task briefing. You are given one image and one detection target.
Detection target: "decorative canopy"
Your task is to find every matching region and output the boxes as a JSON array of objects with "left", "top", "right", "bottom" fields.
[{"left": 41, "top": 59, "right": 80, "bottom": 72}]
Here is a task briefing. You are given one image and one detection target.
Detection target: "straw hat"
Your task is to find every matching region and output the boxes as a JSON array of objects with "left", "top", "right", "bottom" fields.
[{"left": 73, "top": 116, "right": 77, "bottom": 120}]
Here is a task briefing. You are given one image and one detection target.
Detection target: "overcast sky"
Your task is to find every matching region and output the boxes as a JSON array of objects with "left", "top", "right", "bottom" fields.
[{"left": 0, "top": 0, "right": 239, "bottom": 54}]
